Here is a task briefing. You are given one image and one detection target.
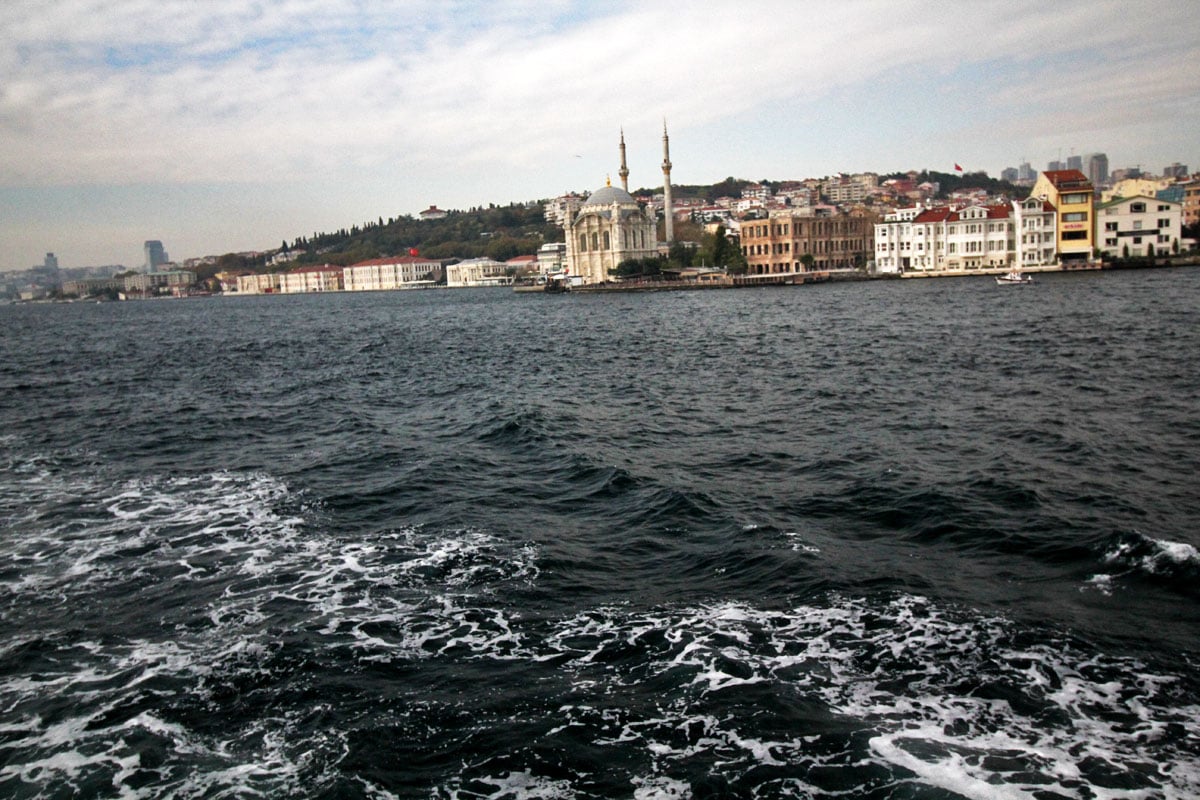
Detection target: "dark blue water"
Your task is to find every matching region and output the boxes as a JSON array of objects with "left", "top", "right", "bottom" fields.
[{"left": 2, "top": 270, "right": 1198, "bottom": 798}]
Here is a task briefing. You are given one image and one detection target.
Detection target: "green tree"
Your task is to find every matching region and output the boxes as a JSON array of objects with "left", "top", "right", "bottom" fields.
[{"left": 612, "top": 256, "right": 664, "bottom": 278}]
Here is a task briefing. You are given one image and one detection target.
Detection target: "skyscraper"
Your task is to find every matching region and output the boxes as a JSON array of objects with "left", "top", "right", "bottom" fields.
[
  {"left": 1067, "top": 155, "right": 1083, "bottom": 171},
  {"left": 1085, "top": 153, "right": 1109, "bottom": 186},
  {"left": 144, "top": 240, "right": 167, "bottom": 273}
]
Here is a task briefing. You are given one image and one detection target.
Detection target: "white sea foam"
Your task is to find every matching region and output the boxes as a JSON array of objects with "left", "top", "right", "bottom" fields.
[{"left": 4, "top": 451, "right": 1198, "bottom": 797}]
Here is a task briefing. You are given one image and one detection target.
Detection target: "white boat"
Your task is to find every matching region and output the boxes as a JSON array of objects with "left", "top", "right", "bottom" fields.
[{"left": 995, "top": 270, "right": 1032, "bottom": 285}]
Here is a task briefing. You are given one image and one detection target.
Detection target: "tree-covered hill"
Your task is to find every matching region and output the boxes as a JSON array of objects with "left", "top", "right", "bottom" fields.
[{"left": 271, "top": 202, "right": 561, "bottom": 270}]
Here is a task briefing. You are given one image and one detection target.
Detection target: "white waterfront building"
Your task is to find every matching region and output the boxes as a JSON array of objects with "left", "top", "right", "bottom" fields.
[
  {"left": 1095, "top": 195, "right": 1183, "bottom": 258},
  {"left": 343, "top": 256, "right": 442, "bottom": 291},
  {"left": 874, "top": 200, "right": 1057, "bottom": 274},
  {"left": 279, "top": 266, "right": 343, "bottom": 293},
  {"left": 445, "top": 258, "right": 512, "bottom": 287}
]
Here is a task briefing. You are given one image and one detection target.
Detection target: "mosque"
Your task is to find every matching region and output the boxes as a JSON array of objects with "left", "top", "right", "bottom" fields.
[{"left": 563, "top": 124, "right": 674, "bottom": 284}]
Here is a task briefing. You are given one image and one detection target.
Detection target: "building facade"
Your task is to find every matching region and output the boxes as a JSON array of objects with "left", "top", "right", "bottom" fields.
[
  {"left": 279, "top": 266, "right": 344, "bottom": 293},
  {"left": 742, "top": 209, "right": 874, "bottom": 274},
  {"left": 236, "top": 273, "right": 281, "bottom": 294},
  {"left": 344, "top": 256, "right": 441, "bottom": 291},
  {"left": 1030, "top": 170, "right": 1095, "bottom": 262},
  {"left": 1182, "top": 180, "right": 1200, "bottom": 227},
  {"left": 874, "top": 201, "right": 1055, "bottom": 274},
  {"left": 445, "top": 258, "right": 512, "bottom": 287},
  {"left": 564, "top": 182, "right": 658, "bottom": 284},
  {"left": 1095, "top": 195, "right": 1182, "bottom": 258},
  {"left": 125, "top": 270, "right": 195, "bottom": 295}
]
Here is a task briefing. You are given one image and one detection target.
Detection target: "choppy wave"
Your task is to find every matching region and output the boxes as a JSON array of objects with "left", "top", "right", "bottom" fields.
[
  {"left": 5, "top": 276, "right": 1200, "bottom": 798},
  {"left": 2, "top": 448, "right": 1198, "bottom": 798},
  {"left": 1085, "top": 531, "right": 1200, "bottom": 596}
]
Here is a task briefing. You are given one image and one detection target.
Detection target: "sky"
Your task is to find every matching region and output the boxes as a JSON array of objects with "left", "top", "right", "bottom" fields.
[{"left": 2, "top": 0, "right": 1198, "bottom": 271}]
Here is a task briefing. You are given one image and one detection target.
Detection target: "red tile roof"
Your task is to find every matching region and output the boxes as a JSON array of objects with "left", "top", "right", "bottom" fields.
[
  {"left": 913, "top": 208, "right": 953, "bottom": 223},
  {"left": 1042, "top": 169, "right": 1092, "bottom": 188}
]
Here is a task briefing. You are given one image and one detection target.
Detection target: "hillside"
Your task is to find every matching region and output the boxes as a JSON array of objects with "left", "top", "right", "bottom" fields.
[{"left": 235, "top": 171, "right": 1027, "bottom": 275}]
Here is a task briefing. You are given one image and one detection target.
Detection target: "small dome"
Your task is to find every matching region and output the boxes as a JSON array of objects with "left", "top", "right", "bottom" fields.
[{"left": 584, "top": 185, "right": 636, "bottom": 206}]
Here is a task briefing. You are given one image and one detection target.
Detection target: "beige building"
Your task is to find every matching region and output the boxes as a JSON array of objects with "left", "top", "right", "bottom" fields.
[
  {"left": 1031, "top": 170, "right": 1095, "bottom": 263},
  {"left": 1101, "top": 177, "right": 1174, "bottom": 203},
  {"left": 564, "top": 181, "right": 658, "bottom": 284},
  {"left": 1182, "top": 179, "right": 1200, "bottom": 227},
  {"left": 562, "top": 130, "right": 664, "bottom": 285},
  {"left": 236, "top": 273, "right": 281, "bottom": 294},
  {"left": 741, "top": 209, "right": 875, "bottom": 275}
]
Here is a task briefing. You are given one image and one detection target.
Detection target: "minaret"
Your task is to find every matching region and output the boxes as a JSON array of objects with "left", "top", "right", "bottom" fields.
[
  {"left": 661, "top": 120, "right": 674, "bottom": 243},
  {"left": 618, "top": 128, "right": 629, "bottom": 192}
]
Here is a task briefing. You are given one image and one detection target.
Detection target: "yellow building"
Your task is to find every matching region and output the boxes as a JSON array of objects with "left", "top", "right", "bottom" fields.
[{"left": 1031, "top": 170, "right": 1095, "bottom": 263}]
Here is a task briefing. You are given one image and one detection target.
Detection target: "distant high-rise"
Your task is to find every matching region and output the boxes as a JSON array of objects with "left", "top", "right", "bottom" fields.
[
  {"left": 1047, "top": 159, "right": 1064, "bottom": 172},
  {"left": 43, "top": 252, "right": 59, "bottom": 270},
  {"left": 1067, "top": 155, "right": 1083, "bottom": 171},
  {"left": 1001, "top": 167, "right": 1019, "bottom": 183},
  {"left": 1163, "top": 162, "right": 1189, "bottom": 179},
  {"left": 1085, "top": 153, "right": 1109, "bottom": 186},
  {"left": 1017, "top": 162, "right": 1035, "bottom": 182},
  {"left": 144, "top": 240, "right": 167, "bottom": 273}
]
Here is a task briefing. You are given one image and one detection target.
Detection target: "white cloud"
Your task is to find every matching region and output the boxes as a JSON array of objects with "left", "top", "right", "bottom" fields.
[{"left": 1, "top": 0, "right": 1197, "bottom": 266}]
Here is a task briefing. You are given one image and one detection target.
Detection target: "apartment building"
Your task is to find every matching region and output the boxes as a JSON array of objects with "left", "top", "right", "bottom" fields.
[
  {"left": 1182, "top": 179, "right": 1200, "bottom": 227},
  {"left": 874, "top": 200, "right": 1055, "bottom": 274},
  {"left": 1095, "top": 196, "right": 1183, "bottom": 258},
  {"left": 741, "top": 209, "right": 875, "bottom": 274},
  {"left": 1030, "top": 170, "right": 1095, "bottom": 263}
]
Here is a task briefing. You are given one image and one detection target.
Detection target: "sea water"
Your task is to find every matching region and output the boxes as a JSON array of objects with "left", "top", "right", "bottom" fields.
[{"left": 1, "top": 269, "right": 1198, "bottom": 798}]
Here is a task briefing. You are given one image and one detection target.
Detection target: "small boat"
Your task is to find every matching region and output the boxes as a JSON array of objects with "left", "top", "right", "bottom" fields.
[{"left": 995, "top": 270, "right": 1032, "bottom": 285}]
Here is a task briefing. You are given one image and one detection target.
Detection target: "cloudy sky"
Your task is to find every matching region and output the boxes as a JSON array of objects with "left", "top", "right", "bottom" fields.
[{"left": 2, "top": 0, "right": 1198, "bottom": 270}]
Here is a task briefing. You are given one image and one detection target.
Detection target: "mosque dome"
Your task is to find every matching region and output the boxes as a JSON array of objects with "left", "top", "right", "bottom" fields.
[{"left": 584, "top": 185, "right": 636, "bottom": 206}]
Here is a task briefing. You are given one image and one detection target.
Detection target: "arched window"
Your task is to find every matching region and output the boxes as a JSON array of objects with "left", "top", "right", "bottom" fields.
[
  {"left": 579, "top": 234, "right": 587, "bottom": 252},
  {"left": 603, "top": 231, "right": 610, "bottom": 250},
  {"left": 591, "top": 233, "right": 599, "bottom": 250}
]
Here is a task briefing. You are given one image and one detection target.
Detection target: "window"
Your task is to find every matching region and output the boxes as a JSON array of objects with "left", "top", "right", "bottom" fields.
[
  {"left": 1133, "top": 221, "right": 1142, "bottom": 230},
  {"left": 602, "top": 231, "right": 610, "bottom": 249},
  {"left": 591, "top": 233, "right": 598, "bottom": 250},
  {"left": 1158, "top": 235, "right": 1169, "bottom": 243},
  {"left": 1105, "top": 222, "right": 1118, "bottom": 231},
  {"left": 1133, "top": 237, "right": 1142, "bottom": 244},
  {"left": 1106, "top": 238, "right": 1117, "bottom": 246},
  {"left": 1063, "top": 192, "right": 1090, "bottom": 204},
  {"left": 1158, "top": 219, "right": 1170, "bottom": 228},
  {"left": 579, "top": 234, "right": 587, "bottom": 252},
  {"left": 1063, "top": 212, "right": 1088, "bottom": 222},
  {"left": 1063, "top": 231, "right": 1087, "bottom": 240},
  {"left": 1130, "top": 202, "right": 1145, "bottom": 213}
]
